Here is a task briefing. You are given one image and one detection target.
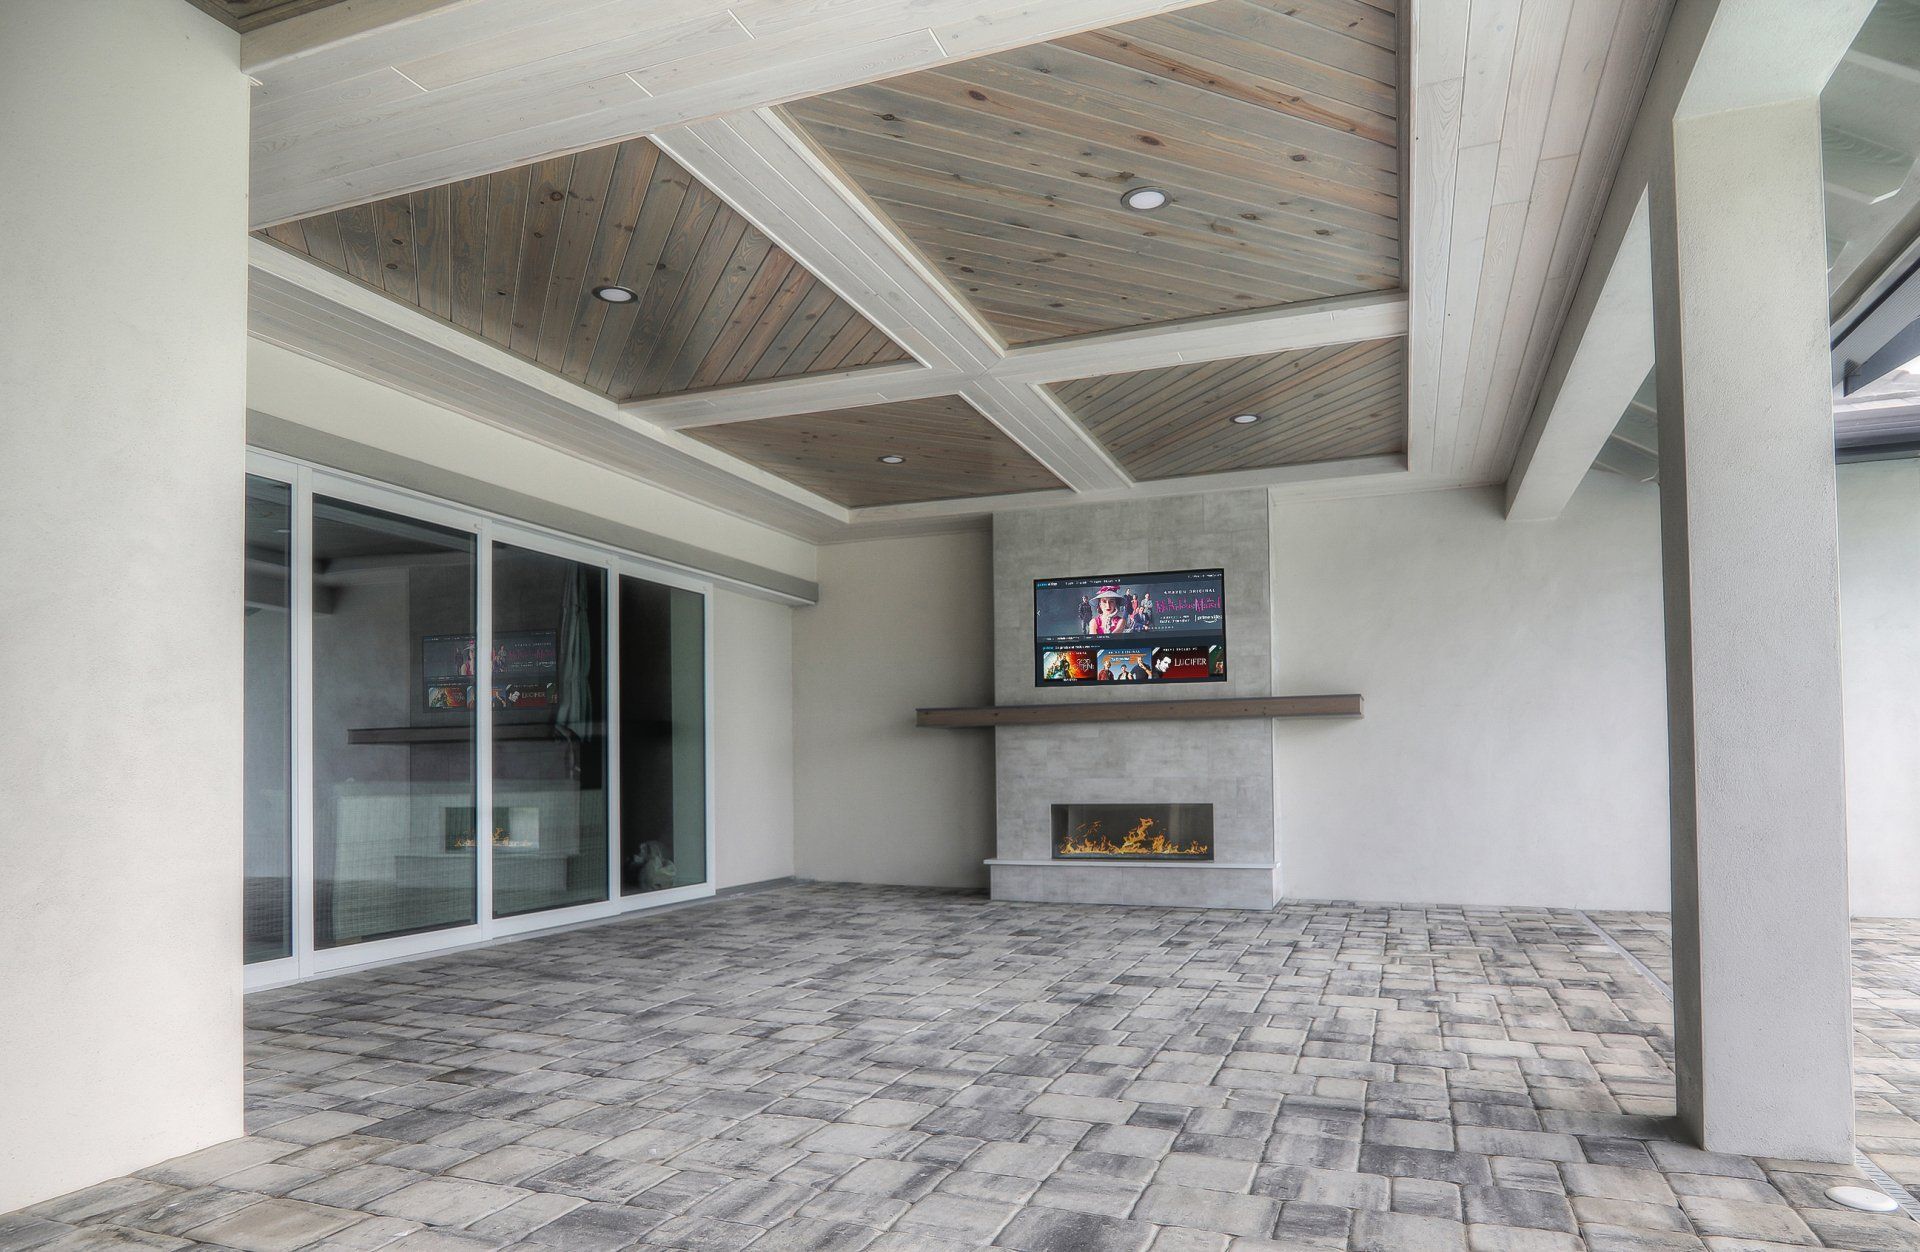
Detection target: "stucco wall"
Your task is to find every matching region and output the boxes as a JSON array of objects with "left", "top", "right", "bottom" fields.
[
  {"left": 712, "top": 590, "right": 798, "bottom": 889},
  {"left": 0, "top": 1, "right": 250, "bottom": 1211},
  {"left": 792, "top": 531, "right": 996, "bottom": 888}
]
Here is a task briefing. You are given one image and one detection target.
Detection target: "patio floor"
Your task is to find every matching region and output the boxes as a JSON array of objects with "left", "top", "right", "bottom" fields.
[{"left": 5, "top": 884, "right": 1919, "bottom": 1251}]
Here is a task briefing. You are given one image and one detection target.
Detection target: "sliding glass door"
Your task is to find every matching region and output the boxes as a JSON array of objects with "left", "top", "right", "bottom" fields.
[
  {"left": 241, "top": 454, "right": 712, "bottom": 985},
  {"left": 492, "top": 543, "right": 609, "bottom": 918}
]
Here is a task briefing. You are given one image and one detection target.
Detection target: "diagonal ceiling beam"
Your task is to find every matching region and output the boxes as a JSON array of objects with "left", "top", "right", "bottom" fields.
[
  {"left": 653, "top": 108, "right": 1136, "bottom": 492},
  {"left": 1504, "top": 0, "right": 1876, "bottom": 521}
]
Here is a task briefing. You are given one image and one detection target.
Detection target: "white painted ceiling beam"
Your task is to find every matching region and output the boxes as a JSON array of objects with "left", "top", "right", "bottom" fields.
[
  {"left": 1503, "top": 0, "right": 1874, "bottom": 521},
  {"left": 246, "top": 0, "right": 1221, "bottom": 225}
]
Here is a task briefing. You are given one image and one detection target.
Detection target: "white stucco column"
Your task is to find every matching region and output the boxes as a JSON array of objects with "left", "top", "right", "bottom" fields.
[
  {"left": 0, "top": 1, "right": 251, "bottom": 1210},
  {"left": 1650, "top": 95, "right": 1854, "bottom": 1161}
]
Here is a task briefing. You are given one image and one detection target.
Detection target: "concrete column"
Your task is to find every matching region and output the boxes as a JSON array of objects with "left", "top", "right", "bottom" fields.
[
  {"left": 0, "top": 1, "right": 251, "bottom": 1211},
  {"left": 1650, "top": 95, "right": 1854, "bottom": 1161}
]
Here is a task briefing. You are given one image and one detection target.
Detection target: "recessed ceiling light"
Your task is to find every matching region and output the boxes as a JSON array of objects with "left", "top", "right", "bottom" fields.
[
  {"left": 877, "top": 454, "right": 906, "bottom": 465},
  {"left": 1230, "top": 413, "right": 1262, "bottom": 425},
  {"left": 591, "top": 284, "right": 637, "bottom": 304},
  {"left": 1121, "top": 186, "right": 1170, "bottom": 212}
]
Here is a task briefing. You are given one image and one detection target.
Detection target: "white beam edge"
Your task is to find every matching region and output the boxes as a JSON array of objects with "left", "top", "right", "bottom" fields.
[
  {"left": 960, "top": 379, "right": 1133, "bottom": 494},
  {"left": 245, "top": 237, "right": 855, "bottom": 526},
  {"left": 846, "top": 454, "right": 1414, "bottom": 525},
  {"left": 994, "top": 291, "right": 1411, "bottom": 384},
  {"left": 630, "top": 365, "right": 971, "bottom": 429}
]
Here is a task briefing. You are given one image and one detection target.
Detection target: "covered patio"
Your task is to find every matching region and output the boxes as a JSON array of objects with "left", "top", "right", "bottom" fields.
[{"left": 8, "top": 885, "right": 1920, "bottom": 1251}]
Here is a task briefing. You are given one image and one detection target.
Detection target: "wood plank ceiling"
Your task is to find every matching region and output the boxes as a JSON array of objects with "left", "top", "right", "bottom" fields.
[
  {"left": 783, "top": 0, "right": 1401, "bottom": 346},
  {"left": 185, "top": 0, "right": 350, "bottom": 32},
  {"left": 257, "top": 137, "right": 911, "bottom": 402},
  {"left": 1049, "top": 338, "right": 1405, "bottom": 480},
  {"left": 683, "top": 396, "right": 1065, "bottom": 507}
]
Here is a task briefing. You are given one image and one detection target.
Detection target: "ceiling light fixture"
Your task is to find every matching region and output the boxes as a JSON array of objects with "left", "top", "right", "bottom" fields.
[
  {"left": 1230, "top": 413, "right": 1262, "bottom": 425},
  {"left": 877, "top": 454, "right": 907, "bottom": 465},
  {"left": 591, "top": 284, "right": 638, "bottom": 304},
  {"left": 1121, "top": 186, "right": 1170, "bottom": 211}
]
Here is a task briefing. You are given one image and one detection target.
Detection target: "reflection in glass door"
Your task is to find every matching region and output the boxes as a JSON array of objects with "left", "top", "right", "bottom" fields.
[
  {"left": 491, "top": 543, "right": 609, "bottom": 917},
  {"left": 310, "top": 496, "right": 476, "bottom": 948},
  {"left": 619, "top": 575, "right": 707, "bottom": 894},
  {"left": 243, "top": 476, "right": 293, "bottom": 963}
]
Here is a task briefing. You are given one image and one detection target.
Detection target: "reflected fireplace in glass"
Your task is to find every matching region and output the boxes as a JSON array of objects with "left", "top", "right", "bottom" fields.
[{"left": 1052, "top": 803, "right": 1214, "bottom": 861}]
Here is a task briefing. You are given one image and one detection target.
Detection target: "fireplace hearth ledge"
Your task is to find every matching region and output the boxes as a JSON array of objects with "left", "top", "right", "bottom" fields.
[{"left": 986, "top": 858, "right": 1275, "bottom": 870}]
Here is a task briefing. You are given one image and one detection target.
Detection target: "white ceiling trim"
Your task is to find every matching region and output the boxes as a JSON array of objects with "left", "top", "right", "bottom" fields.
[{"left": 1503, "top": 0, "right": 1876, "bottom": 521}]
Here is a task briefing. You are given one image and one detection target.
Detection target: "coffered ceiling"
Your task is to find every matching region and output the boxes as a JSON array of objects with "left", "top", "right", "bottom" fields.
[
  {"left": 1049, "top": 339, "right": 1405, "bottom": 481},
  {"left": 782, "top": 0, "right": 1401, "bottom": 345},
  {"left": 257, "top": 138, "right": 909, "bottom": 402},
  {"left": 237, "top": 0, "right": 1677, "bottom": 541},
  {"left": 682, "top": 396, "right": 1064, "bottom": 508}
]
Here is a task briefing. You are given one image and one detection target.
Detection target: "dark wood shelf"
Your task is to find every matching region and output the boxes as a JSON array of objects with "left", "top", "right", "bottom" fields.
[{"left": 915, "top": 694, "right": 1363, "bottom": 728}]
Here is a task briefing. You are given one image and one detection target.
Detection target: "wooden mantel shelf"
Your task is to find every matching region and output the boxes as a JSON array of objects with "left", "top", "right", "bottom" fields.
[{"left": 915, "top": 694, "right": 1363, "bottom": 728}]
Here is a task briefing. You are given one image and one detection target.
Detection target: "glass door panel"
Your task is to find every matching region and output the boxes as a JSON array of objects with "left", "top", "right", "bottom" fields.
[
  {"left": 618, "top": 575, "right": 707, "bottom": 894},
  {"left": 310, "top": 496, "right": 476, "bottom": 948},
  {"left": 243, "top": 476, "right": 293, "bottom": 963},
  {"left": 491, "top": 543, "right": 610, "bottom": 917}
]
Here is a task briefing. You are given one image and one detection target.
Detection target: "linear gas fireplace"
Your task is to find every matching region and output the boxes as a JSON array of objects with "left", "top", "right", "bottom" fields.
[{"left": 1052, "top": 803, "right": 1214, "bottom": 861}]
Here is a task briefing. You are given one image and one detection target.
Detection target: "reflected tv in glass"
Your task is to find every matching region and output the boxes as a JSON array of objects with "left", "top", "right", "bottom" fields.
[{"left": 1034, "top": 568, "right": 1226, "bottom": 686}]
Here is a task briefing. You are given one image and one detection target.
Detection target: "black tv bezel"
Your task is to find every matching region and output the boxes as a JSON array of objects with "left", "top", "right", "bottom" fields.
[{"left": 1032, "top": 566, "right": 1228, "bottom": 688}]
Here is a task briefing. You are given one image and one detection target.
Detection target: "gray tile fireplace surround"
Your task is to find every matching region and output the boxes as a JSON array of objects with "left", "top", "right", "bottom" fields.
[{"left": 989, "top": 490, "right": 1282, "bottom": 910}]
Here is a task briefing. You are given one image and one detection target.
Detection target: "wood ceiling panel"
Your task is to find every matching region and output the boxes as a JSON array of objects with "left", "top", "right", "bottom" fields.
[
  {"left": 1049, "top": 338, "right": 1405, "bottom": 480},
  {"left": 784, "top": 0, "right": 1401, "bottom": 346},
  {"left": 683, "top": 396, "right": 1065, "bottom": 507},
  {"left": 257, "top": 137, "right": 912, "bottom": 402},
  {"left": 186, "top": 0, "right": 351, "bottom": 33}
]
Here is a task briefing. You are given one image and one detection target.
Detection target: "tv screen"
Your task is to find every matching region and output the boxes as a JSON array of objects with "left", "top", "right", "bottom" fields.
[{"left": 1034, "top": 568, "right": 1226, "bottom": 686}]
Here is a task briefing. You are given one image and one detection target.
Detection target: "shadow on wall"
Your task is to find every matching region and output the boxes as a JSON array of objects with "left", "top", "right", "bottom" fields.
[{"left": 792, "top": 529, "right": 996, "bottom": 888}]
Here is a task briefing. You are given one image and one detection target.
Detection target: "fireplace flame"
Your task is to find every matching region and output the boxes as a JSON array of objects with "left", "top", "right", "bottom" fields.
[{"left": 1057, "top": 816, "right": 1209, "bottom": 858}]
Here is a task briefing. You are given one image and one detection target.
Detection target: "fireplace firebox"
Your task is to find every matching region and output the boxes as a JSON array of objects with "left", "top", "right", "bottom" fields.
[{"left": 1051, "top": 803, "right": 1214, "bottom": 861}]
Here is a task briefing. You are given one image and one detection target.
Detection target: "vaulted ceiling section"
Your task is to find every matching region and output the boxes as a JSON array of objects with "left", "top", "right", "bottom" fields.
[
  {"left": 782, "top": 0, "right": 1401, "bottom": 346},
  {"left": 257, "top": 137, "right": 912, "bottom": 403}
]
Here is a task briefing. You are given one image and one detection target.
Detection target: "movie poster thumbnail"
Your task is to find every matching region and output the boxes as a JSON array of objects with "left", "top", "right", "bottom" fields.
[{"left": 1040, "top": 645, "right": 1227, "bottom": 684}]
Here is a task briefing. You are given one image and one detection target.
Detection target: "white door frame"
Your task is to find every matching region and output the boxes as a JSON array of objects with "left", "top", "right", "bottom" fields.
[{"left": 242, "top": 449, "right": 717, "bottom": 990}]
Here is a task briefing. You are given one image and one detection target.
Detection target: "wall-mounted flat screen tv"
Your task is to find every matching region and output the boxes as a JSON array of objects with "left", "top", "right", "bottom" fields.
[{"left": 1034, "top": 568, "right": 1226, "bottom": 686}]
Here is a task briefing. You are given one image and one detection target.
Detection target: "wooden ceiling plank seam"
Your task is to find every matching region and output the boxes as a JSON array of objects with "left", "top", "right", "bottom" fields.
[
  {"left": 1248, "top": 0, "right": 1399, "bottom": 52},
  {"left": 506, "top": 154, "right": 578, "bottom": 360},
  {"left": 659, "top": 232, "right": 787, "bottom": 395},
  {"left": 963, "top": 34, "right": 1400, "bottom": 175},
  {"left": 374, "top": 194, "right": 419, "bottom": 305},
  {"left": 479, "top": 165, "right": 532, "bottom": 347},
  {"left": 792, "top": 103, "right": 1403, "bottom": 261},
  {"left": 714, "top": 260, "right": 827, "bottom": 387},
  {"left": 1136, "top": 1, "right": 1399, "bottom": 111},
  {"left": 1101, "top": 340, "right": 1373, "bottom": 433},
  {"left": 908, "top": 243, "right": 1352, "bottom": 329},
  {"left": 815, "top": 314, "right": 889, "bottom": 371},
  {"left": 1133, "top": 380, "right": 1404, "bottom": 476},
  {"left": 582, "top": 152, "right": 695, "bottom": 394},
  {"left": 1074, "top": 348, "right": 1316, "bottom": 434},
  {"left": 850, "top": 163, "right": 1403, "bottom": 281},
  {"left": 685, "top": 249, "right": 801, "bottom": 392},
  {"left": 739, "top": 280, "right": 846, "bottom": 382},
  {"left": 837, "top": 326, "right": 898, "bottom": 370},
  {"left": 299, "top": 212, "right": 347, "bottom": 272},
  {"left": 796, "top": 82, "right": 1399, "bottom": 226},
  {"left": 1053, "top": 27, "right": 1396, "bottom": 148},
  {"left": 605, "top": 179, "right": 727, "bottom": 400},
  {"left": 1449, "top": 195, "right": 1529, "bottom": 467},
  {"left": 641, "top": 217, "right": 773, "bottom": 392},
  {"left": 1078, "top": 340, "right": 1393, "bottom": 454},
  {"left": 752, "top": 296, "right": 860, "bottom": 385},
  {"left": 1156, "top": 0, "right": 1399, "bottom": 85},
  {"left": 789, "top": 90, "right": 1402, "bottom": 240},
  {"left": 862, "top": 185, "right": 1401, "bottom": 300},
  {"left": 262, "top": 220, "right": 308, "bottom": 254},
  {"left": 623, "top": 207, "right": 753, "bottom": 398},
  {"left": 411, "top": 183, "right": 454, "bottom": 322},
  {"left": 1100, "top": 350, "right": 1387, "bottom": 454},
  {"left": 532, "top": 142, "right": 621, "bottom": 369},
  {"left": 1484, "top": 0, "right": 1659, "bottom": 477},
  {"left": 559, "top": 139, "right": 659, "bottom": 380},
  {"left": 446, "top": 174, "right": 489, "bottom": 333},
  {"left": 1469, "top": 151, "right": 1580, "bottom": 472}
]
